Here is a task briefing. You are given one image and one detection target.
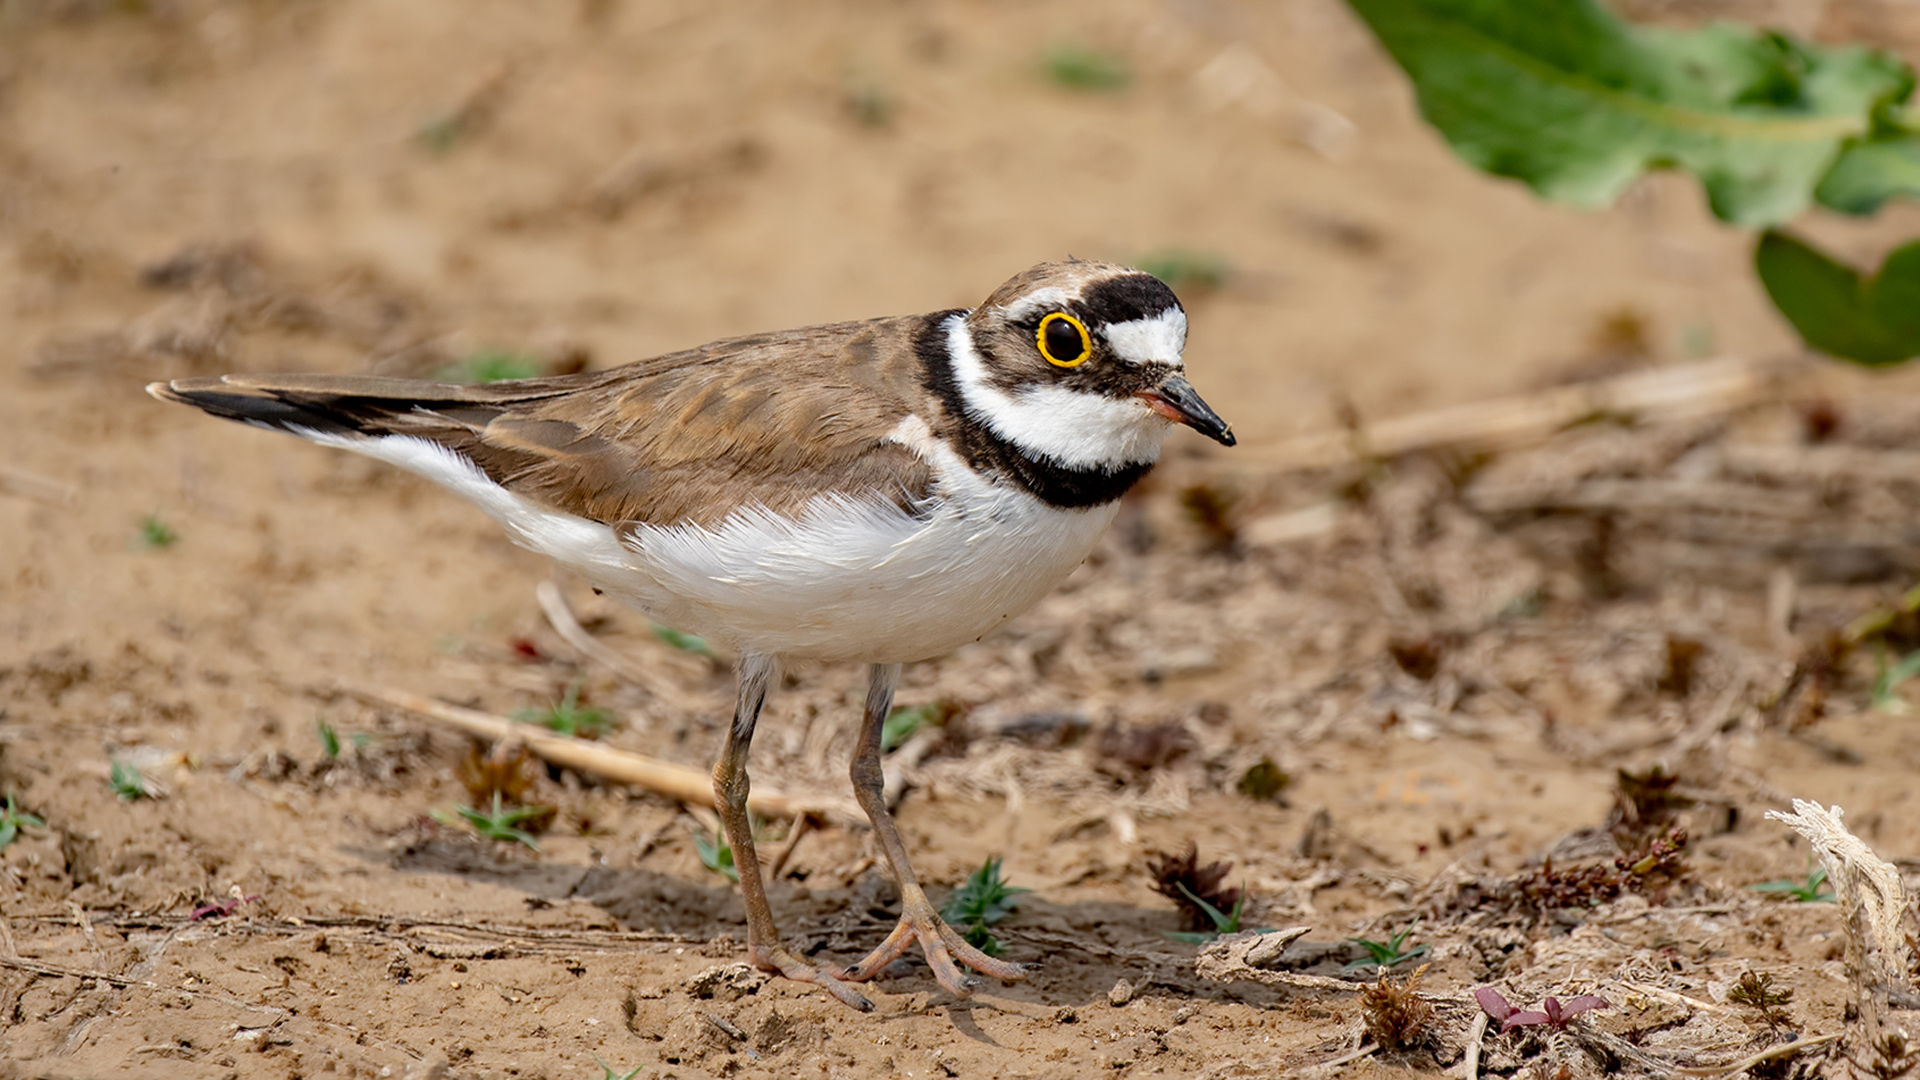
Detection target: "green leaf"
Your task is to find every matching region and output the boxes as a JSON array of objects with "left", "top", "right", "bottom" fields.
[
  {"left": 652, "top": 625, "right": 716, "bottom": 658},
  {"left": 1343, "top": 0, "right": 1914, "bottom": 225},
  {"left": 691, "top": 824, "right": 738, "bottom": 882},
  {"left": 881, "top": 704, "right": 934, "bottom": 753},
  {"left": 431, "top": 350, "right": 541, "bottom": 385},
  {"left": 1818, "top": 132, "right": 1920, "bottom": 214},
  {"left": 1756, "top": 230, "right": 1920, "bottom": 366}
]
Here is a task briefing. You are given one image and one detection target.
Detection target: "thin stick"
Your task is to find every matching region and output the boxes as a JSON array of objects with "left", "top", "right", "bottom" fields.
[
  {"left": 1319, "top": 1042, "right": 1379, "bottom": 1070},
  {"left": 1457, "top": 1009, "right": 1488, "bottom": 1080},
  {"left": 1670, "top": 1032, "right": 1842, "bottom": 1077},
  {"left": 354, "top": 684, "right": 856, "bottom": 823},
  {"left": 68, "top": 901, "right": 104, "bottom": 969},
  {"left": 1253, "top": 356, "right": 1775, "bottom": 470},
  {"left": 765, "top": 813, "right": 814, "bottom": 883},
  {"left": 0, "top": 466, "right": 78, "bottom": 506}
]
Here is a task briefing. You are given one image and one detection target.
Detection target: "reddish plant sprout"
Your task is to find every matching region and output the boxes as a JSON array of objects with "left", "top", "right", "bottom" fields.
[
  {"left": 191, "top": 892, "right": 261, "bottom": 921},
  {"left": 1474, "top": 987, "right": 1610, "bottom": 1033}
]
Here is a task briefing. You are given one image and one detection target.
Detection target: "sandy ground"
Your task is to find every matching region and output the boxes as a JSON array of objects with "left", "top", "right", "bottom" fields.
[{"left": 10, "top": 1, "right": 1920, "bottom": 1077}]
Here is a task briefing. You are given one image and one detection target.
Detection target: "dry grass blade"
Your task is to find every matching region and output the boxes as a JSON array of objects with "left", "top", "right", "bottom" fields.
[
  {"left": 1252, "top": 355, "right": 1776, "bottom": 470},
  {"left": 1766, "top": 801, "right": 1912, "bottom": 1004},
  {"left": 1669, "top": 1031, "right": 1842, "bottom": 1077},
  {"left": 353, "top": 683, "right": 858, "bottom": 823},
  {"left": 0, "top": 466, "right": 79, "bottom": 506}
]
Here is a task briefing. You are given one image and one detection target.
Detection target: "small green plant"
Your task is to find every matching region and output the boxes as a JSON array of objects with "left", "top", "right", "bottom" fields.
[
  {"left": 652, "top": 624, "right": 716, "bottom": 658},
  {"left": 881, "top": 703, "right": 940, "bottom": 753},
  {"left": 110, "top": 761, "right": 151, "bottom": 801},
  {"left": 1163, "top": 881, "right": 1250, "bottom": 945},
  {"left": 1346, "top": 921, "right": 1429, "bottom": 971},
  {"left": 940, "top": 856, "right": 1030, "bottom": 956},
  {"left": 1872, "top": 650, "right": 1920, "bottom": 713},
  {"left": 0, "top": 795, "right": 45, "bottom": 850},
  {"left": 416, "top": 114, "right": 465, "bottom": 153},
  {"left": 1043, "top": 43, "right": 1131, "bottom": 92},
  {"left": 589, "top": 1056, "right": 644, "bottom": 1080},
  {"left": 690, "top": 822, "right": 738, "bottom": 882},
  {"left": 437, "top": 794, "right": 547, "bottom": 851},
  {"left": 512, "top": 685, "right": 614, "bottom": 740},
  {"left": 137, "top": 513, "right": 178, "bottom": 549},
  {"left": 843, "top": 75, "right": 893, "bottom": 127},
  {"left": 1135, "top": 249, "right": 1230, "bottom": 292},
  {"left": 1749, "top": 862, "right": 1836, "bottom": 903},
  {"left": 315, "top": 719, "right": 372, "bottom": 759},
  {"left": 432, "top": 350, "right": 540, "bottom": 385}
]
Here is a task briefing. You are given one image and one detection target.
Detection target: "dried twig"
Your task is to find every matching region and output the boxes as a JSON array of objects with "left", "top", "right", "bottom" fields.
[
  {"left": 1670, "top": 1032, "right": 1843, "bottom": 1077},
  {"left": 353, "top": 684, "right": 857, "bottom": 823},
  {"left": 0, "top": 466, "right": 78, "bottom": 506},
  {"left": 765, "top": 813, "right": 815, "bottom": 883},
  {"left": 1457, "top": 1009, "right": 1488, "bottom": 1080},
  {"left": 1253, "top": 356, "right": 1777, "bottom": 470}
]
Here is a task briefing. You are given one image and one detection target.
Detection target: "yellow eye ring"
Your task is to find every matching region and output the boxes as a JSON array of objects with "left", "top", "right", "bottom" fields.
[{"left": 1037, "top": 312, "right": 1092, "bottom": 367}]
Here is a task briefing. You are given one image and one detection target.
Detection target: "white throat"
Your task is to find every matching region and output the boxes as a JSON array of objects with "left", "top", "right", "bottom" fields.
[{"left": 944, "top": 315, "right": 1168, "bottom": 471}]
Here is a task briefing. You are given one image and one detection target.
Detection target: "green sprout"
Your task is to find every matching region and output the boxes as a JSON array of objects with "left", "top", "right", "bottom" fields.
[
  {"left": 1872, "top": 650, "right": 1920, "bottom": 713},
  {"left": 512, "top": 685, "right": 614, "bottom": 740},
  {"left": 940, "top": 856, "right": 1030, "bottom": 957},
  {"left": 844, "top": 75, "right": 893, "bottom": 127},
  {"left": 432, "top": 350, "right": 540, "bottom": 385},
  {"left": 652, "top": 624, "right": 716, "bottom": 658},
  {"left": 1135, "top": 249, "right": 1231, "bottom": 292},
  {"left": 0, "top": 795, "right": 45, "bottom": 850},
  {"left": 416, "top": 114, "right": 469, "bottom": 155},
  {"left": 315, "top": 719, "right": 371, "bottom": 759},
  {"left": 1044, "top": 43, "right": 1131, "bottom": 92},
  {"left": 881, "top": 703, "right": 937, "bottom": 753},
  {"left": 435, "top": 794, "right": 547, "bottom": 851},
  {"left": 110, "top": 761, "right": 151, "bottom": 801},
  {"left": 589, "top": 1056, "right": 644, "bottom": 1080},
  {"left": 1346, "top": 921, "right": 1429, "bottom": 971},
  {"left": 1163, "top": 882, "right": 1251, "bottom": 945},
  {"left": 1749, "top": 862, "right": 1835, "bottom": 903},
  {"left": 137, "top": 513, "right": 178, "bottom": 549},
  {"left": 690, "top": 822, "right": 738, "bottom": 882}
]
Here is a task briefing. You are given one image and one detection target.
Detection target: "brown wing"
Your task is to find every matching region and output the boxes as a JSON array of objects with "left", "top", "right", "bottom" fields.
[{"left": 150, "top": 315, "right": 939, "bottom": 528}]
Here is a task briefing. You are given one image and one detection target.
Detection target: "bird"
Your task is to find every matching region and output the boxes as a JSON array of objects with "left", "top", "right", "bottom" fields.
[{"left": 148, "top": 259, "right": 1235, "bottom": 1011}]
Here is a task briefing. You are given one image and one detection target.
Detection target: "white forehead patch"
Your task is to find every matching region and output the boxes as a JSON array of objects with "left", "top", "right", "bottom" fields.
[
  {"left": 1099, "top": 307, "right": 1187, "bottom": 367},
  {"left": 998, "top": 286, "right": 1078, "bottom": 324}
]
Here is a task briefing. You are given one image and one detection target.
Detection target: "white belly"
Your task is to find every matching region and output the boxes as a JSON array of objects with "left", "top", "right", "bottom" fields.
[{"left": 311, "top": 425, "right": 1125, "bottom": 664}]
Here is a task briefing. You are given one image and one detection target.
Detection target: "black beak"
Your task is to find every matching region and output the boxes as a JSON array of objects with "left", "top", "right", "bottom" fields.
[{"left": 1137, "top": 374, "right": 1236, "bottom": 447}]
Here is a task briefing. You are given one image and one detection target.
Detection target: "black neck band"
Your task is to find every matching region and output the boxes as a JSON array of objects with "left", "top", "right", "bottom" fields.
[{"left": 915, "top": 312, "right": 1154, "bottom": 510}]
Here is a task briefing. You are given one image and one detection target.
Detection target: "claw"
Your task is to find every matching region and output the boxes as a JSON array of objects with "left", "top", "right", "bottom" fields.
[
  {"left": 843, "top": 909, "right": 1027, "bottom": 997},
  {"left": 749, "top": 942, "right": 875, "bottom": 1012}
]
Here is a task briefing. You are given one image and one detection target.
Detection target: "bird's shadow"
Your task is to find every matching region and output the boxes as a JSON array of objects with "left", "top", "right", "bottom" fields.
[{"left": 363, "top": 839, "right": 1315, "bottom": 1016}]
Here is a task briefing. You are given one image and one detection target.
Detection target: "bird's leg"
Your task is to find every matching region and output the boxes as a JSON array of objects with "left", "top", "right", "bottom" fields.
[
  {"left": 713, "top": 653, "right": 874, "bottom": 1012},
  {"left": 842, "top": 663, "right": 1027, "bottom": 994}
]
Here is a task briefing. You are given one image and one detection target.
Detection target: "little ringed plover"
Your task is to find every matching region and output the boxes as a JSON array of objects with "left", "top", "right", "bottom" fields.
[{"left": 149, "top": 258, "right": 1235, "bottom": 1011}]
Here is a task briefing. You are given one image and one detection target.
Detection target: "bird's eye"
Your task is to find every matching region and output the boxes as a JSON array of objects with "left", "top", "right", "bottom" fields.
[{"left": 1037, "top": 312, "right": 1092, "bottom": 368}]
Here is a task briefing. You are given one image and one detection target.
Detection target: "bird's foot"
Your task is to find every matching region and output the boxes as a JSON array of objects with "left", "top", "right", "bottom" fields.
[
  {"left": 841, "top": 910, "right": 1027, "bottom": 997},
  {"left": 748, "top": 942, "right": 875, "bottom": 1012}
]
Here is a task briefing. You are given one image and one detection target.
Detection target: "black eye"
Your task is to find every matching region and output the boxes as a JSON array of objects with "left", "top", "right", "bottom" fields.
[{"left": 1037, "top": 312, "right": 1091, "bottom": 367}]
